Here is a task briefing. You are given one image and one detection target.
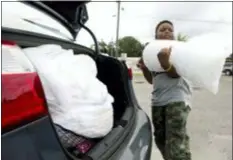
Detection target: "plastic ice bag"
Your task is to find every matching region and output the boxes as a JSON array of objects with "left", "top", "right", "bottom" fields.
[
  {"left": 143, "top": 33, "right": 232, "bottom": 94},
  {"left": 24, "top": 44, "right": 114, "bottom": 138}
]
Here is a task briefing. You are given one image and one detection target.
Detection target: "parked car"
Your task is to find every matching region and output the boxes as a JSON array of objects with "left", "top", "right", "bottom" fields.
[
  {"left": 1, "top": 1, "right": 152, "bottom": 160},
  {"left": 223, "top": 63, "right": 233, "bottom": 76}
]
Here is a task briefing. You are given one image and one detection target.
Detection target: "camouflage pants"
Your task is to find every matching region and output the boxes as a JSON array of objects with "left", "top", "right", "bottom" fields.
[{"left": 152, "top": 102, "right": 191, "bottom": 160}]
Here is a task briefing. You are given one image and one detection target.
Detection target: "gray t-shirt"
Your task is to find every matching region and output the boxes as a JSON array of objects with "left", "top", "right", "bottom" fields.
[{"left": 151, "top": 72, "right": 192, "bottom": 107}]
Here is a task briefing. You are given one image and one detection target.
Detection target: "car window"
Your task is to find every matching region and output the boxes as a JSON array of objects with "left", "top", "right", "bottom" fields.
[{"left": 2, "top": 2, "right": 73, "bottom": 40}]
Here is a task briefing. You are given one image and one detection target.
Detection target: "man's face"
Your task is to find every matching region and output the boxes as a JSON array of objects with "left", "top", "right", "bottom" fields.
[{"left": 156, "top": 23, "right": 174, "bottom": 40}]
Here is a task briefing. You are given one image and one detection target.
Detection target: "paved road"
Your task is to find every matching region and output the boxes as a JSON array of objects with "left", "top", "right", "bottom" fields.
[{"left": 132, "top": 75, "right": 232, "bottom": 160}]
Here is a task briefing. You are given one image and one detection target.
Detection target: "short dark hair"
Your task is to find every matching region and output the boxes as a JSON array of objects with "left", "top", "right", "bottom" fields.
[{"left": 155, "top": 20, "right": 173, "bottom": 34}]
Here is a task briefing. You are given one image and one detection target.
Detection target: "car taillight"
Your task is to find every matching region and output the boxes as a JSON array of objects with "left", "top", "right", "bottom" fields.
[
  {"left": 2, "top": 40, "right": 16, "bottom": 46},
  {"left": 2, "top": 72, "right": 48, "bottom": 133},
  {"left": 128, "top": 68, "right": 133, "bottom": 80},
  {"left": 2, "top": 41, "right": 48, "bottom": 133}
]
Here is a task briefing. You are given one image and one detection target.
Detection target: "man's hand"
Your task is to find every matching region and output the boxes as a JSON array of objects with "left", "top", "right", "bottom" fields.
[
  {"left": 157, "top": 46, "right": 172, "bottom": 70},
  {"left": 137, "top": 58, "right": 146, "bottom": 70},
  {"left": 157, "top": 47, "right": 180, "bottom": 78}
]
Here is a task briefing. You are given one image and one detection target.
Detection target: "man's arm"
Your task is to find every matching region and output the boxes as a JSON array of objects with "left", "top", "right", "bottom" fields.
[
  {"left": 162, "top": 63, "right": 180, "bottom": 78},
  {"left": 137, "top": 58, "right": 153, "bottom": 84},
  {"left": 158, "top": 47, "right": 180, "bottom": 78},
  {"left": 141, "top": 67, "right": 153, "bottom": 84}
]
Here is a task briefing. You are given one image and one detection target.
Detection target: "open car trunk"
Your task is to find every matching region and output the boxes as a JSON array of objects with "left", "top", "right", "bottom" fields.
[{"left": 2, "top": 27, "right": 136, "bottom": 160}]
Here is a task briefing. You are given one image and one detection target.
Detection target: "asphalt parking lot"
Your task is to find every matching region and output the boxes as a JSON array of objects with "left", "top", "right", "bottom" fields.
[{"left": 133, "top": 75, "right": 232, "bottom": 160}]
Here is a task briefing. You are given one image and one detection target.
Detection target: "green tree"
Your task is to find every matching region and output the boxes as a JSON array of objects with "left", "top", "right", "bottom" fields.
[
  {"left": 177, "top": 33, "right": 188, "bottom": 42},
  {"left": 98, "top": 40, "right": 108, "bottom": 53},
  {"left": 117, "top": 36, "right": 143, "bottom": 57},
  {"left": 106, "top": 41, "right": 116, "bottom": 56},
  {"left": 90, "top": 40, "right": 109, "bottom": 54}
]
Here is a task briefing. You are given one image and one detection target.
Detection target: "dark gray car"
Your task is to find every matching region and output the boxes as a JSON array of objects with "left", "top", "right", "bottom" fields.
[
  {"left": 1, "top": 2, "right": 152, "bottom": 160},
  {"left": 223, "top": 63, "right": 232, "bottom": 76}
]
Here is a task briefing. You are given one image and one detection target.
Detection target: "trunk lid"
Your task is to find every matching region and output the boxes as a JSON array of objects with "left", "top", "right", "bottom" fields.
[{"left": 23, "top": 1, "right": 89, "bottom": 40}]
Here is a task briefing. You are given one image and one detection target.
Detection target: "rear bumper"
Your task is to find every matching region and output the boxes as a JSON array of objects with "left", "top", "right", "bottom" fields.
[{"left": 110, "top": 109, "right": 153, "bottom": 160}]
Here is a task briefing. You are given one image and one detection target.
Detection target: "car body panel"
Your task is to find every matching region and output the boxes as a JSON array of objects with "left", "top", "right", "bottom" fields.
[
  {"left": 2, "top": 117, "right": 69, "bottom": 160},
  {"left": 111, "top": 109, "right": 152, "bottom": 160}
]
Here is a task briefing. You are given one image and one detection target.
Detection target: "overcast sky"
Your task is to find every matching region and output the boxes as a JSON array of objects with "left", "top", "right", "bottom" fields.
[
  {"left": 76, "top": 1, "right": 232, "bottom": 47},
  {"left": 2, "top": 1, "right": 232, "bottom": 48}
]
